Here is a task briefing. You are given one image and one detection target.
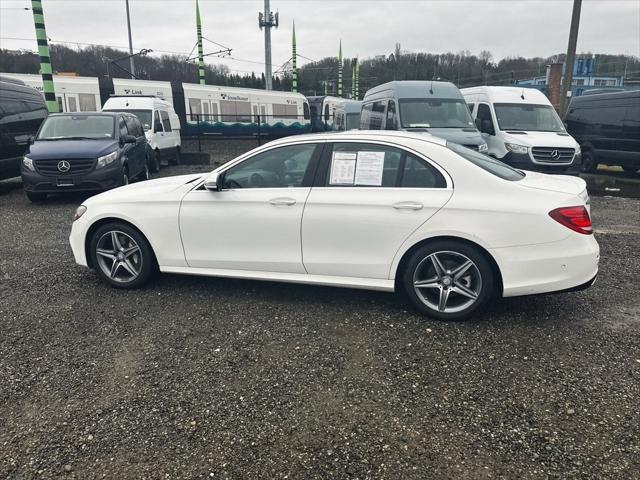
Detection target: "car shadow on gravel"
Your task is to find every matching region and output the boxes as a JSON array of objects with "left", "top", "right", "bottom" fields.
[{"left": 142, "top": 271, "right": 589, "bottom": 328}]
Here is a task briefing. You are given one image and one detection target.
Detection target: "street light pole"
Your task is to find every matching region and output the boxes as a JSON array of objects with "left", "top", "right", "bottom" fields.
[
  {"left": 560, "top": 0, "right": 582, "bottom": 115},
  {"left": 125, "top": 0, "right": 135, "bottom": 79}
]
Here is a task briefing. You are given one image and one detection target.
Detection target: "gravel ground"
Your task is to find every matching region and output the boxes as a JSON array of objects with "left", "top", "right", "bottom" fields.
[{"left": 0, "top": 170, "right": 639, "bottom": 480}]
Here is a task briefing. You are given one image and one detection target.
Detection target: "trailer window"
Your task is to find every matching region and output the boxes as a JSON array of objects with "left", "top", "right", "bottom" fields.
[
  {"left": 273, "top": 103, "right": 298, "bottom": 119},
  {"left": 188, "top": 98, "right": 201, "bottom": 121}
]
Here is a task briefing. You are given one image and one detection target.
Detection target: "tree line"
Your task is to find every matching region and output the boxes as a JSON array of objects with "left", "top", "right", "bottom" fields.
[{"left": 1, "top": 44, "right": 637, "bottom": 95}]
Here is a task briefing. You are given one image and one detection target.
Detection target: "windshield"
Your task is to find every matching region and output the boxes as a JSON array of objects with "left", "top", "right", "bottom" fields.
[
  {"left": 448, "top": 142, "right": 525, "bottom": 181},
  {"left": 105, "top": 109, "right": 152, "bottom": 131},
  {"left": 37, "top": 115, "right": 114, "bottom": 140},
  {"left": 399, "top": 98, "right": 475, "bottom": 129},
  {"left": 494, "top": 103, "right": 565, "bottom": 132}
]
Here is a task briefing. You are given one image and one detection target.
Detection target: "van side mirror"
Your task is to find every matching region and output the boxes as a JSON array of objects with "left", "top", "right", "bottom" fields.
[
  {"left": 27, "top": 135, "right": 35, "bottom": 145},
  {"left": 154, "top": 122, "right": 163, "bottom": 133},
  {"left": 121, "top": 134, "right": 137, "bottom": 145},
  {"left": 481, "top": 119, "right": 495, "bottom": 136},
  {"left": 204, "top": 173, "right": 219, "bottom": 191}
]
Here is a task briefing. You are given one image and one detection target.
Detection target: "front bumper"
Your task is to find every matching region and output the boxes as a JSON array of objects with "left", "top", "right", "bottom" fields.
[
  {"left": 491, "top": 232, "right": 600, "bottom": 298},
  {"left": 501, "top": 151, "right": 582, "bottom": 175},
  {"left": 22, "top": 163, "right": 121, "bottom": 193},
  {"left": 69, "top": 215, "right": 90, "bottom": 267}
]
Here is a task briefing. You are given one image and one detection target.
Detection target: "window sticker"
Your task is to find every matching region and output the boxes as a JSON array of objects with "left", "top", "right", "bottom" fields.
[
  {"left": 329, "top": 152, "right": 357, "bottom": 185},
  {"left": 354, "top": 151, "right": 385, "bottom": 186}
]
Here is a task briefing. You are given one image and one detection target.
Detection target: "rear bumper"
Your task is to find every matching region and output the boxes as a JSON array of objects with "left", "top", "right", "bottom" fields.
[
  {"left": 492, "top": 233, "right": 600, "bottom": 298},
  {"left": 501, "top": 151, "right": 582, "bottom": 175}
]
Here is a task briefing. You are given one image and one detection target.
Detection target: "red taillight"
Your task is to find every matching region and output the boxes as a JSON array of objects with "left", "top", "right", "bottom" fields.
[{"left": 549, "top": 206, "right": 593, "bottom": 235}]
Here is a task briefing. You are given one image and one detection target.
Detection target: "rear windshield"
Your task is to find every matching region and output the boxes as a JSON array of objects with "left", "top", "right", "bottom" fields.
[
  {"left": 37, "top": 115, "right": 114, "bottom": 140},
  {"left": 448, "top": 142, "right": 525, "bottom": 181}
]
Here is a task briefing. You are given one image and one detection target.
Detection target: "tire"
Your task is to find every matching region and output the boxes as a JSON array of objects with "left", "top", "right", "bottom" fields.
[
  {"left": 26, "top": 191, "right": 47, "bottom": 202},
  {"left": 89, "top": 222, "right": 157, "bottom": 289},
  {"left": 401, "top": 241, "right": 495, "bottom": 321},
  {"left": 169, "top": 146, "right": 181, "bottom": 166},
  {"left": 580, "top": 150, "right": 597, "bottom": 174},
  {"left": 120, "top": 165, "right": 130, "bottom": 187},
  {"left": 148, "top": 149, "right": 160, "bottom": 173}
]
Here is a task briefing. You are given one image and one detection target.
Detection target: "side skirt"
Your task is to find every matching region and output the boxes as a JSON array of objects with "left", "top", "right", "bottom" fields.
[{"left": 159, "top": 265, "right": 395, "bottom": 292}]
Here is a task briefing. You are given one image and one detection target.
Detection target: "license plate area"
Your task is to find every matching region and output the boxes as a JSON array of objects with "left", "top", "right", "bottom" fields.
[{"left": 57, "top": 177, "right": 75, "bottom": 187}]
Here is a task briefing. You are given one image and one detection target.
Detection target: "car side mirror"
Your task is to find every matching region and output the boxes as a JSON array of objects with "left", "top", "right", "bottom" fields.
[
  {"left": 204, "top": 173, "right": 220, "bottom": 191},
  {"left": 154, "top": 123, "right": 163, "bottom": 133},
  {"left": 27, "top": 135, "right": 35, "bottom": 145},
  {"left": 121, "top": 134, "right": 137, "bottom": 145}
]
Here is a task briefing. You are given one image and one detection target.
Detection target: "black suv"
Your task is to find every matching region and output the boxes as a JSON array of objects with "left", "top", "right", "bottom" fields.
[{"left": 22, "top": 112, "right": 150, "bottom": 202}]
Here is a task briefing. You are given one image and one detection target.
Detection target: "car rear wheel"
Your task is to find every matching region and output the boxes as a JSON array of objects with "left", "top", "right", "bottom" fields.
[
  {"left": 26, "top": 191, "right": 47, "bottom": 203},
  {"left": 89, "top": 223, "right": 156, "bottom": 288},
  {"left": 402, "top": 241, "right": 494, "bottom": 321},
  {"left": 148, "top": 149, "right": 160, "bottom": 173},
  {"left": 169, "top": 147, "right": 181, "bottom": 166},
  {"left": 580, "top": 151, "right": 598, "bottom": 173}
]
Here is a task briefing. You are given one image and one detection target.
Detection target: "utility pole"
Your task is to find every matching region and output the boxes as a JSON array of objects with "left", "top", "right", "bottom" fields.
[
  {"left": 259, "top": 0, "right": 278, "bottom": 90},
  {"left": 560, "top": 0, "right": 582, "bottom": 115},
  {"left": 125, "top": 0, "right": 135, "bottom": 79},
  {"left": 196, "top": 0, "right": 205, "bottom": 84},
  {"left": 30, "top": 0, "right": 57, "bottom": 112}
]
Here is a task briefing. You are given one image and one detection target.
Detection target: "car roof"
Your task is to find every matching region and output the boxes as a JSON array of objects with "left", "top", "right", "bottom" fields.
[{"left": 265, "top": 130, "right": 448, "bottom": 148}]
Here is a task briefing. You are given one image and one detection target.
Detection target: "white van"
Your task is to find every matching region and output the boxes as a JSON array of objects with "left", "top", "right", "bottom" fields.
[
  {"left": 102, "top": 95, "right": 181, "bottom": 172},
  {"left": 461, "top": 86, "right": 581, "bottom": 174}
]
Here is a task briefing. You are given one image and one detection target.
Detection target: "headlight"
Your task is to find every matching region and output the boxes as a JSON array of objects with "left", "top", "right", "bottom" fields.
[
  {"left": 73, "top": 205, "right": 87, "bottom": 221},
  {"left": 23, "top": 156, "right": 35, "bottom": 172},
  {"left": 96, "top": 151, "right": 118, "bottom": 169},
  {"left": 575, "top": 144, "right": 581, "bottom": 155},
  {"left": 478, "top": 143, "right": 488, "bottom": 153},
  {"left": 504, "top": 143, "right": 528, "bottom": 154}
]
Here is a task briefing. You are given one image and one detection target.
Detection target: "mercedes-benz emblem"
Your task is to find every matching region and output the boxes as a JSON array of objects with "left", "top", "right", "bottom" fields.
[
  {"left": 57, "top": 160, "right": 71, "bottom": 173},
  {"left": 550, "top": 150, "right": 561, "bottom": 160}
]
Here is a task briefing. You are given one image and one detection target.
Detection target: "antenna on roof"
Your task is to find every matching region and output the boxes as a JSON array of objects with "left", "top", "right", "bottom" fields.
[
  {"left": 520, "top": 87, "right": 525, "bottom": 100},
  {"left": 429, "top": 79, "right": 434, "bottom": 95}
]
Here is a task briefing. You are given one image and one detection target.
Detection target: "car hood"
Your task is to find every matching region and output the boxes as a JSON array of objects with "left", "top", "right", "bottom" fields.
[
  {"left": 518, "top": 170, "right": 587, "bottom": 196},
  {"left": 28, "top": 139, "right": 119, "bottom": 159},
  {"left": 85, "top": 173, "right": 203, "bottom": 206},
  {"left": 502, "top": 131, "right": 578, "bottom": 148}
]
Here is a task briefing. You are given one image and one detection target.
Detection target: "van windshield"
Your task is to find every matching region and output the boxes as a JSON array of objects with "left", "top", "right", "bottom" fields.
[
  {"left": 105, "top": 109, "right": 152, "bottom": 131},
  {"left": 494, "top": 103, "right": 565, "bottom": 132},
  {"left": 399, "top": 98, "right": 475, "bottom": 129},
  {"left": 37, "top": 115, "right": 114, "bottom": 140}
]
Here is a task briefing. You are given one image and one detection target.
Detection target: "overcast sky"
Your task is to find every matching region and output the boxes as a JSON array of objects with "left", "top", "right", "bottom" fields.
[{"left": 1, "top": 0, "right": 638, "bottom": 75}]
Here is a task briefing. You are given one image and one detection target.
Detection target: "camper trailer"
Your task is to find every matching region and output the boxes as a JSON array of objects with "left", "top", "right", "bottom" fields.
[
  {"left": 3, "top": 73, "right": 101, "bottom": 113},
  {"left": 182, "top": 83, "right": 311, "bottom": 136}
]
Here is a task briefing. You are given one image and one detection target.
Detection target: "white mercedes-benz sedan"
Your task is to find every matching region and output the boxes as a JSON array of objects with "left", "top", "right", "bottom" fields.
[{"left": 69, "top": 131, "right": 599, "bottom": 320}]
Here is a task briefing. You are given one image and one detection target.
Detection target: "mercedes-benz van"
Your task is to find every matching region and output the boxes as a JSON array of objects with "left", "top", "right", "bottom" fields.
[
  {"left": 102, "top": 95, "right": 181, "bottom": 172},
  {"left": 462, "top": 86, "right": 581, "bottom": 174},
  {"left": 360, "top": 81, "right": 487, "bottom": 152}
]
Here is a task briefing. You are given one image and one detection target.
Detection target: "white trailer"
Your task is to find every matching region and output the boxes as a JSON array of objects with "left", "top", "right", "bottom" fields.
[
  {"left": 1, "top": 73, "right": 101, "bottom": 112},
  {"left": 112, "top": 78, "right": 173, "bottom": 105}
]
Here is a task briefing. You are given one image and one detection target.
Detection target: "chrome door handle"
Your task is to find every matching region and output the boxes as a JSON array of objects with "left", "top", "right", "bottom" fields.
[
  {"left": 269, "top": 197, "right": 296, "bottom": 206},
  {"left": 393, "top": 201, "right": 423, "bottom": 210}
]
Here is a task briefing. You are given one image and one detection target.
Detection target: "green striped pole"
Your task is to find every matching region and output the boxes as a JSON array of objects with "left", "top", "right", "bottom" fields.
[
  {"left": 337, "top": 40, "right": 343, "bottom": 97},
  {"left": 355, "top": 59, "right": 359, "bottom": 100},
  {"left": 196, "top": 0, "right": 205, "bottom": 85},
  {"left": 31, "top": 0, "right": 57, "bottom": 112},
  {"left": 351, "top": 59, "right": 355, "bottom": 98},
  {"left": 291, "top": 22, "right": 297, "bottom": 93}
]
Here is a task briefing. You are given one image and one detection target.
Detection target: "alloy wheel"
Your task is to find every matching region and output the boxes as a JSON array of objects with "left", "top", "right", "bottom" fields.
[
  {"left": 413, "top": 251, "right": 483, "bottom": 313},
  {"left": 95, "top": 231, "right": 143, "bottom": 283}
]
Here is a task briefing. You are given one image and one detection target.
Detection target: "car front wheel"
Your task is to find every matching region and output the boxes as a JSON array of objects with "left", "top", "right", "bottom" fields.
[
  {"left": 402, "top": 241, "right": 494, "bottom": 321},
  {"left": 89, "top": 223, "right": 157, "bottom": 288},
  {"left": 580, "top": 151, "right": 597, "bottom": 173}
]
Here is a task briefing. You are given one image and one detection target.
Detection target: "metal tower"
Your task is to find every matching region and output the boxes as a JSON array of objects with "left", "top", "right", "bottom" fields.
[{"left": 258, "top": 0, "right": 279, "bottom": 90}]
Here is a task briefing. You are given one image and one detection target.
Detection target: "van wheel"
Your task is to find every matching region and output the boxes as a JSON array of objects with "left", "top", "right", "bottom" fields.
[
  {"left": 169, "top": 147, "right": 181, "bottom": 166},
  {"left": 26, "top": 191, "right": 47, "bottom": 203},
  {"left": 148, "top": 149, "right": 160, "bottom": 173},
  {"left": 580, "top": 151, "right": 597, "bottom": 173},
  {"left": 401, "top": 241, "right": 494, "bottom": 321}
]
